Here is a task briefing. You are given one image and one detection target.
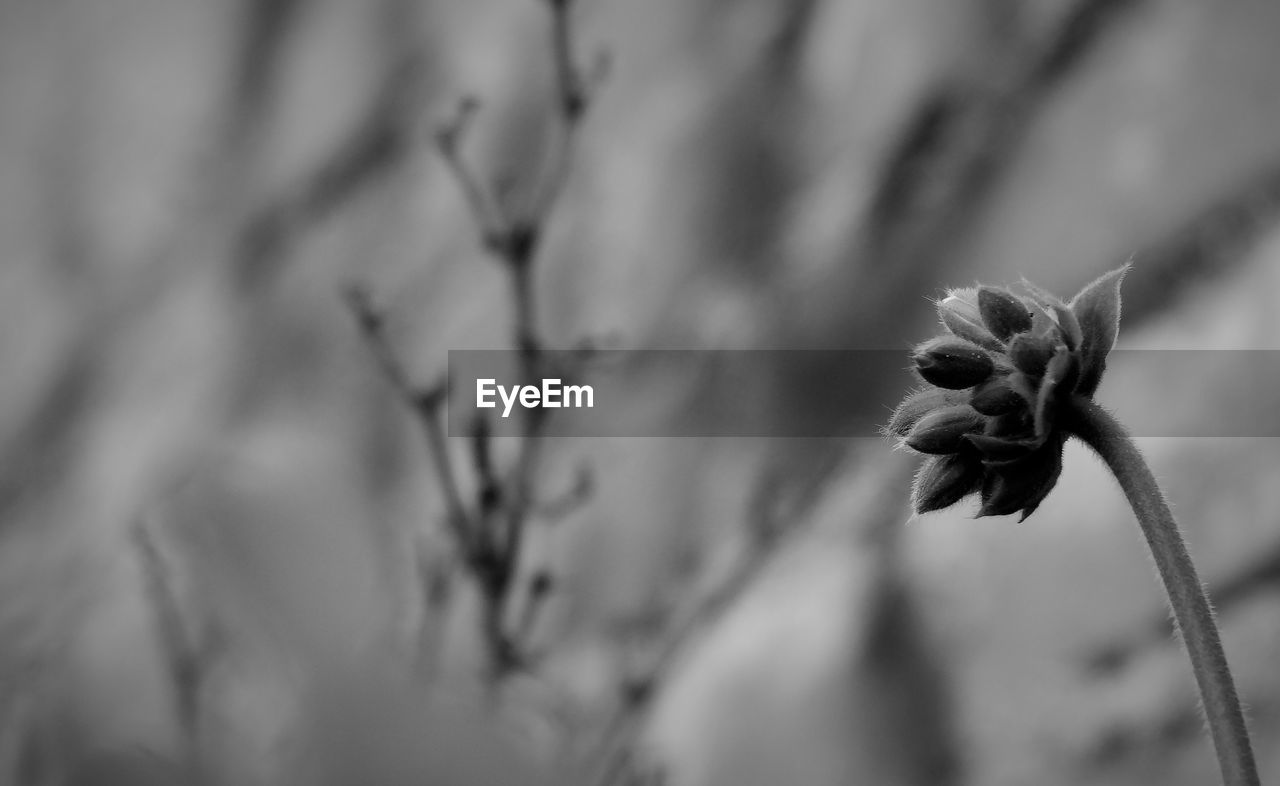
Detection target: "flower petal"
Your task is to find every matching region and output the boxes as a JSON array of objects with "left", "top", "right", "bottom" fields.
[{"left": 1069, "top": 263, "right": 1129, "bottom": 397}]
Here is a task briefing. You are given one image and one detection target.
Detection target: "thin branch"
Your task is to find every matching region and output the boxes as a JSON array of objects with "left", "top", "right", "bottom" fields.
[
  {"left": 343, "top": 284, "right": 470, "bottom": 551},
  {"left": 469, "top": 414, "right": 503, "bottom": 518},
  {"left": 498, "top": 0, "right": 603, "bottom": 647},
  {"left": 349, "top": 0, "right": 605, "bottom": 691},
  {"left": 526, "top": 0, "right": 595, "bottom": 226},
  {"left": 420, "top": 0, "right": 601, "bottom": 684},
  {"left": 435, "top": 97, "right": 514, "bottom": 250},
  {"left": 515, "top": 570, "right": 557, "bottom": 647},
  {"left": 344, "top": 283, "right": 528, "bottom": 678}
]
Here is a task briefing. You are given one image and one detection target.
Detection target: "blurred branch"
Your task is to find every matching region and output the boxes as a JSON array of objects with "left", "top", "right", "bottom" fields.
[
  {"left": 1086, "top": 540, "right": 1280, "bottom": 676},
  {"left": 462, "top": 0, "right": 601, "bottom": 671},
  {"left": 1120, "top": 163, "right": 1280, "bottom": 326},
  {"left": 343, "top": 0, "right": 604, "bottom": 676},
  {"left": 224, "top": 0, "right": 306, "bottom": 148},
  {"left": 844, "top": 0, "right": 1144, "bottom": 348},
  {"left": 527, "top": 0, "right": 601, "bottom": 226},
  {"left": 1081, "top": 694, "right": 1276, "bottom": 775},
  {"left": 132, "top": 517, "right": 208, "bottom": 771},
  {"left": 532, "top": 462, "right": 593, "bottom": 520},
  {"left": 1029, "top": 0, "right": 1140, "bottom": 89},
  {"left": 590, "top": 448, "right": 958, "bottom": 786},
  {"left": 588, "top": 467, "right": 819, "bottom": 786},
  {"left": 412, "top": 541, "right": 457, "bottom": 680},
  {"left": 344, "top": 286, "right": 471, "bottom": 551},
  {"left": 0, "top": 342, "right": 98, "bottom": 526},
  {"left": 349, "top": 0, "right": 602, "bottom": 684},
  {"left": 435, "top": 97, "right": 513, "bottom": 247},
  {"left": 235, "top": 50, "right": 425, "bottom": 290},
  {"left": 868, "top": 0, "right": 1143, "bottom": 251}
]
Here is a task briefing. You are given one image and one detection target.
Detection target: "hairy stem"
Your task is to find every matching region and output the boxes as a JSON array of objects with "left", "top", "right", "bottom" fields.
[{"left": 1066, "top": 395, "right": 1259, "bottom": 786}]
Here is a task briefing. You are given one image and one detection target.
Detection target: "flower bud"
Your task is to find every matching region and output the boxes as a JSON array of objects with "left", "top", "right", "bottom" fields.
[
  {"left": 890, "top": 266, "right": 1132, "bottom": 525},
  {"left": 977, "top": 436, "right": 1064, "bottom": 520},
  {"left": 1050, "top": 302, "right": 1082, "bottom": 350},
  {"left": 1007, "top": 334, "right": 1057, "bottom": 377},
  {"left": 912, "top": 454, "right": 983, "bottom": 514},
  {"left": 965, "top": 433, "right": 1036, "bottom": 464},
  {"left": 978, "top": 287, "right": 1033, "bottom": 341},
  {"left": 885, "top": 387, "right": 968, "bottom": 438},
  {"left": 913, "top": 338, "right": 995, "bottom": 390},
  {"left": 905, "top": 405, "right": 984, "bottom": 455},
  {"left": 985, "top": 409, "right": 1032, "bottom": 438},
  {"left": 937, "top": 289, "right": 1002, "bottom": 351},
  {"left": 969, "top": 377, "right": 1024, "bottom": 416},
  {"left": 1033, "top": 348, "right": 1079, "bottom": 438}
]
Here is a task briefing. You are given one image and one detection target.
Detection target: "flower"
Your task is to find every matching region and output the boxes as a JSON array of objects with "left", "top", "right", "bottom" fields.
[{"left": 886, "top": 265, "right": 1128, "bottom": 520}]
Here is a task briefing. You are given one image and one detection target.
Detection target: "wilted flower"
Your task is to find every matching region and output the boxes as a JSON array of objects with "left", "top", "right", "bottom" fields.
[{"left": 886, "top": 265, "right": 1128, "bottom": 520}]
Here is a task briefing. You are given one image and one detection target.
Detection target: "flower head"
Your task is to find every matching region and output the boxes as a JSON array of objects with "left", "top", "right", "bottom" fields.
[{"left": 886, "top": 265, "right": 1128, "bottom": 520}]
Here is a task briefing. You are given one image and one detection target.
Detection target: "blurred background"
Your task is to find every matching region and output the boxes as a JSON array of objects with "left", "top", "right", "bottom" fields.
[{"left": 2, "top": 0, "right": 1280, "bottom": 784}]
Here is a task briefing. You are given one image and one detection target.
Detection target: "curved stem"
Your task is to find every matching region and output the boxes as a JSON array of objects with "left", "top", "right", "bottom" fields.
[{"left": 1066, "top": 395, "right": 1259, "bottom": 786}]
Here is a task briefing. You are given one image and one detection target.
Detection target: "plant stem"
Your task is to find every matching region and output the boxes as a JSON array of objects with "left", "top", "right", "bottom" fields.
[{"left": 1066, "top": 395, "right": 1259, "bottom": 786}]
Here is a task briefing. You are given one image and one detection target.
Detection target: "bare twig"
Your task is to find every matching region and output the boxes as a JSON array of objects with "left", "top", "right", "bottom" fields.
[
  {"left": 435, "top": 97, "right": 513, "bottom": 250},
  {"left": 344, "top": 285, "right": 471, "bottom": 553},
  {"left": 526, "top": 0, "right": 596, "bottom": 226},
  {"left": 404, "top": 0, "right": 600, "bottom": 683},
  {"left": 469, "top": 414, "right": 503, "bottom": 520},
  {"left": 345, "top": 283, "right": 530, "bottom": 675},
  {"left": 515, "top": 570, "right": 557, "bottom": 647}
]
